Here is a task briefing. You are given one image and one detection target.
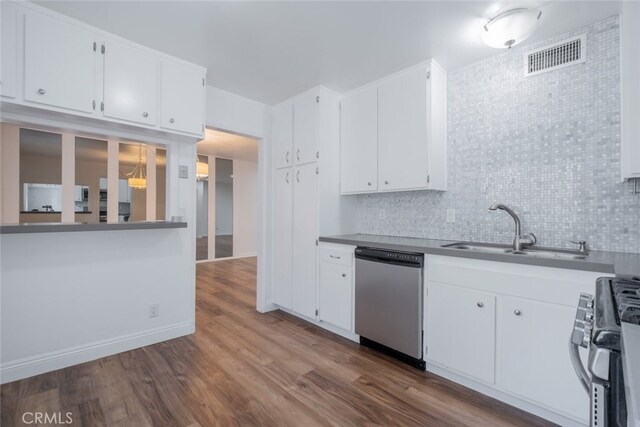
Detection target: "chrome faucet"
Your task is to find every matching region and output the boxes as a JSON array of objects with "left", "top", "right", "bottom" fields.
[{"left": 489, "top": 203, "right": 537, "bottom": 251}]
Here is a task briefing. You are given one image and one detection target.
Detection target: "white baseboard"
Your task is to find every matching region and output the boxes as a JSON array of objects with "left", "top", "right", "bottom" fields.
[
  {"left": 426, "top": 363, "right": 588, "bottom": 427},
  {"left": 0, "top": 322, "right": 194, "bottom": 384}
]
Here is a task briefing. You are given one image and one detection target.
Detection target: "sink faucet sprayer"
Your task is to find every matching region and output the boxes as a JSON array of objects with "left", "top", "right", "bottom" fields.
[{"left": 489, "top": 203, "right": 537, "bottom": 251}]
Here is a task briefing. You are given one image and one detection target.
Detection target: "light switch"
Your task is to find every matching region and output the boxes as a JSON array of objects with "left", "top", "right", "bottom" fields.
[{"left": 179, "top": 165, "right": 189, "bottom": 179}]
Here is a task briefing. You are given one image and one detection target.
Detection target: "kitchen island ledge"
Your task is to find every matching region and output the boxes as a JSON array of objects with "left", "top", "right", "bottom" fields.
[{"left": 0, "top": 221, "right": 187, "bottom": 234}]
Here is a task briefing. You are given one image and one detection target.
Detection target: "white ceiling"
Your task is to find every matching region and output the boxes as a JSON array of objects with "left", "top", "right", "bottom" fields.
[
  {"left": 36, "top": 1, "right": 621, "bottom": 105},
  {"left": 197, "top": 129, "right": 258, "bottom": 163}
]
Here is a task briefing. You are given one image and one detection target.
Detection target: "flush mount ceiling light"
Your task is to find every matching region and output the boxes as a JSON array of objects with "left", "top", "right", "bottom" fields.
[
  {"left": 482, "top": 8, "right": 542, "bottom": 49},
  {"left": 127, "top": 143, "right": 147, "bottom": 189}
]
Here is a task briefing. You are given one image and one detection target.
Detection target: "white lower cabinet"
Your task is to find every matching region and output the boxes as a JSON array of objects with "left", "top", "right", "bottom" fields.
[
  {"left": 427, "top": 283, "right": 495, "bottom": 384},
  {"left": 425, "top": 255, "right": 607, "bottom": 425},
  {"left": 272, "top": 168, "right": 294, "bottom": 309},
  {"left": 498, "top": 296, "right": 588, "bottom": 420},
  {"left": 318, "top": 244, "right": 354, "bottom": 332},
  {"left": 291, "top": 163, "right": 319, "bottom": 318}
]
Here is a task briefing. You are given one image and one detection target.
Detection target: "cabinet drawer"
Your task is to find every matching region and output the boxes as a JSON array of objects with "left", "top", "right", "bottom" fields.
[{"left": 319, "top": 246, "right": 353, "bottom": 266}]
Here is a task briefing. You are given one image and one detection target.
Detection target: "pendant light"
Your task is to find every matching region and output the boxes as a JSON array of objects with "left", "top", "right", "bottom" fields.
[
  {"left": 127, "top": 143, "right": 147, "bottom": 189},
  {"left": 196, "top": 155, "right": 209, "bottom": 180},
  {"left": 482, "top": 8, "right": 542, "bottom": 49}
]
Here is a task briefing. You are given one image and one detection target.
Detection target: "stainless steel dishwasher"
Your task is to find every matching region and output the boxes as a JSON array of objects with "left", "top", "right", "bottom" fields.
[{"left": 354, "top": 247, "right": 425, "bottom": 370}]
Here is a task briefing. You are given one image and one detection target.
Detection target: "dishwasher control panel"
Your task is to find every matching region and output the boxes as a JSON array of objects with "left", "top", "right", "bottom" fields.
[{"left": 355, "top": 247, "right": 424, "bottom": 267}]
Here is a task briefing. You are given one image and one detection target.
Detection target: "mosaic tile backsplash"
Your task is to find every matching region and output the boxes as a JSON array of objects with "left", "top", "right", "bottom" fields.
[{"left": 356, "top": 16, "right": 640, "bottom": 254}]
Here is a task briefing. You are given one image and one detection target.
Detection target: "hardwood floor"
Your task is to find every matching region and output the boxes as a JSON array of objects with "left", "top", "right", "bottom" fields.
[
  {"left": 196, "top": 235, "right": 233, "bottom": 261},
  {"left": 1, "top": 258, "right": 554, "bottom": 426}
]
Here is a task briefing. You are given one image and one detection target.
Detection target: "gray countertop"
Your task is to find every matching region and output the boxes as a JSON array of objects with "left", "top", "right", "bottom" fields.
[
  {"left": 320, "top": 234, "right": 640, "bottom": 276},
  {"left": 0, "top": 221, "right": 187, "bottom": 234}
]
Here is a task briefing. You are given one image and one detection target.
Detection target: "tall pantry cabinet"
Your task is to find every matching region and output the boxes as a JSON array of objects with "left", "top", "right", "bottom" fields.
[{"left": 271, "top": 87, "right": 346, "bottom": 319}]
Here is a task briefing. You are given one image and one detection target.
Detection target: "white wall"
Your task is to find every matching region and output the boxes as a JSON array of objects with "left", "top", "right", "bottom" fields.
[
  {"left": 0, "top": 140, "right": 197, "bottom": 383},
  {"left": 196, "top": 180, "right": 208, "bottom": 238},
  {"left": 233, "top": 160, "right": 258, "bottom": 257},
  {"left": 206, "top": 86, "right": 266, "bottom": 138},
  {"left": 215, "top": 181, "right": 233, "bottom": 236}
]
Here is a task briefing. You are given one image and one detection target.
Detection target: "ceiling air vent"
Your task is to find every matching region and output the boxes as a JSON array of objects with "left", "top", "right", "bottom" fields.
[{"left": 524, "top": 34, "right": 586, "bottom": 76}]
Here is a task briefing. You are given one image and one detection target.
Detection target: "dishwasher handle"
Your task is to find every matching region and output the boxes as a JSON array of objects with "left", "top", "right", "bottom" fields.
[{"left": 355, "top": 247, "right": 423, "bottom": 268}]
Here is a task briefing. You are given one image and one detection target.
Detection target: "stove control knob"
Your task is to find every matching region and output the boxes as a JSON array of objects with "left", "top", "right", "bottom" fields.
[
  {"left": 586, "top": 300, "right": 594, "bottom": 310},
  {"left": 585, "top": 309, "right": 594, "bottom": 322},
  {"left": 582, "top": 325, "right": 592, "bottom": 348}
]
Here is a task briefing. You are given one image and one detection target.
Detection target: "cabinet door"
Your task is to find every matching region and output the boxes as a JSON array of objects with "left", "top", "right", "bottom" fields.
[
  {"left": 272, "top": 102, "right": 293, "bottom": 169},
  {"left": 498, "top": 297, "right": 589, "bottom": 422},
  {"left": 319, "top": 262, "right": 352, "bottom": 331},
  {"left": 160, "top": 60, "right": 205, "bottom": 135},
  {"left": 24, "top": 12, "right": 97, "bottom": 113},
  {"left": 1, "top": 3, "right": 17, "bottom": 99},
  {"left": 378, "top": 66, "right": 429, "bottom": 191},
  {"left": 426, "top": 282, "right": 496, "bottom": 384},
  {"left": 272, "top": 168, "right": 293, "bottom": 309},
  {"left": 103, "top": 39, "right": 158, "bottom": 126},
  {"left": 340, "top": 86, "right": 378, "bottom": 193},
  {"left": 292, "top": 163, "right": 318, "bottom": 318},
  {"left": 293, "top": 93, "right": 317, "bottom": 166}
]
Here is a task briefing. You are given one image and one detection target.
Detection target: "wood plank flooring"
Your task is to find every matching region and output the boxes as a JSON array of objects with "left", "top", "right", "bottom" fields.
[
  {"left": 1, "top": 258, "right": 555, "bottom": 426},
  {"left": 196, "top": 235, "right": 233, "bottom": 261}
]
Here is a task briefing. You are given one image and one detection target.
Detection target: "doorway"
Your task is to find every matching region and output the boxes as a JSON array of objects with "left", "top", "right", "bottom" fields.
[{"left": 195, "top": 129, "right": 258, "bottom": 262}]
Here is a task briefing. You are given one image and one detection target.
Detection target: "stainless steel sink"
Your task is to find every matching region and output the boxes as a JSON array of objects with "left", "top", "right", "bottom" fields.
[
  {"left": 441, "top": 242, "right": 588, "bottom": 260},
  {"left": 441, "top": 242, "right": 514, "bottom": 254}
]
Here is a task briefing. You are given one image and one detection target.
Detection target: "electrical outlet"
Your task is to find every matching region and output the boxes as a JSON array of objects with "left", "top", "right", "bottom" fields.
[
  {"left": 379, "top": 208, "right": 386, "bottom": 220},
  {"left": 446, "top": 209, "right": 456, "bottom": 223},
  {"left": 149, "top": 303, "right": 160, "bottom": 318},
  {"left": 179, "top": 165, "right": 189, "bottom": 179}
]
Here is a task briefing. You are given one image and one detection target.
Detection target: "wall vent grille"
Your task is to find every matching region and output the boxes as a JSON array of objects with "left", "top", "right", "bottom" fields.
[{"left": 525, "top": 34, "right": 587, "bottom": 76}]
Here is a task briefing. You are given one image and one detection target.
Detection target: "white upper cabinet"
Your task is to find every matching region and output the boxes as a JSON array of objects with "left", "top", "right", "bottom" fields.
[
  {"left": 103, "top": 39, "right": 158, "bottom": 126},
  {"left": 160, "top": 59, "right": 205, "bottom": 135},
  {"left": 1, "top": 2, "right": 18, "bottom": 99},
  {"left": 621, "top": 1, "right": 640, "bottom": 179},
  {"left": 2, "top": 2, "right": 207, "bottom": 141},
  {"left": 293, "top": 92, "right": 318, "bottom": 165},
  {"left": 24, "top": 11, "right": 97, "bottom": 114},
  {"left": 339, "top": 60, "right": 447, "bottom": 195},
  {"left": 378, "top": 66, "right": 430, "bottom": 192},
  {"left": 272, "top": 102, "right": 294, "bottom": 169},
  {"left": 340, "top": 86, "right": 378, "bottom": 193}
]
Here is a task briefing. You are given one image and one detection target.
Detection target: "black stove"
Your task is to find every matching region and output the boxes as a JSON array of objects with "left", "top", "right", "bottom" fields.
[
  {"left": 612, "top": 275, "right": 640, "bottom": 325},
  {"left": 571, "top": 276, "right": 640, "bottom": 427}
]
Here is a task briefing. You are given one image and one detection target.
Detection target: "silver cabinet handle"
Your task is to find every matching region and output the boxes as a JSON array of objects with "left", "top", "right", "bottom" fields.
[
  {"left": 143, "top": 112, "right": 149, "bottom": 118},
  {"left": 286, "top": 151, "right": 290, "bottom": 164},
  {"left": 285, "top": 172, "right": 289, "bottom": 184},
  {"left": 329, "top": 255, "right": 341, "bottom": 259},
  {"left": 37, "top": 88, "right": 46, "bottom": 95},
  {"left": 296, "top": 149, "right": 300, "bottom": 161},
  {"left": 296, "top": 170, "right": 300, "bottom": 183},
  {"left": 169, "top": 118, "right": 175, "bottom": 123},
  {"left": 341, "top": 273, "right": 347, "bottom": 278},
  {"left": 477, "top": 302, "right": 484, "bottom": 308},
  {"left": 514, "top": 309, "right": 521, "bottom": 316}
]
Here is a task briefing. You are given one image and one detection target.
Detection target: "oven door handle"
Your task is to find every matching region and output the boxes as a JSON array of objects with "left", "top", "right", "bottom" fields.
[{"left": 569, "top": 338, "right": 590, "bottom": 393}]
